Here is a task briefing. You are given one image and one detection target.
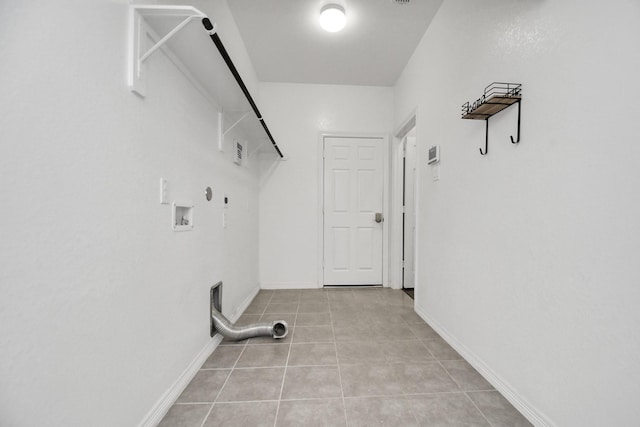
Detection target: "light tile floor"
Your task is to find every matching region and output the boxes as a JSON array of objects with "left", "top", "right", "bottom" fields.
[{"left": 159, "top": 288, "right": 532, "bottom": 427}]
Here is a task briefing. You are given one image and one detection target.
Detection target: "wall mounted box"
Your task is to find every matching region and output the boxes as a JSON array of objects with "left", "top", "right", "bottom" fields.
[
  {"left": 172, "top": 202, "right": 194, "bottom": 231},
  {"left": 428, "top": 145, "right": 440, "bottom": 164},
  {"left": 234, "top": 140, "right": 244, "bottom": 165}
]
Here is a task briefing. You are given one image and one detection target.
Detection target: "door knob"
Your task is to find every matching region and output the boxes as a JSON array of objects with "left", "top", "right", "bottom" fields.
[{"left": 375, "top": 213, "right": 384, "bottom": 223}]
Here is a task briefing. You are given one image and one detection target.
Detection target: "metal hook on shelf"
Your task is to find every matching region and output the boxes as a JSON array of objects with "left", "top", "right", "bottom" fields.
[
  {"left": 510, "top": 100, "right": 521, "bottom": 144},
  {"left": 479, "top": 118, "right": 489, "bottom": 155}
]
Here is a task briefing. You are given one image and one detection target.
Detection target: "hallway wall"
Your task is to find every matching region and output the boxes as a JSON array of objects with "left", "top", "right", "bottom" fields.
[
  {"left": 0, "top": 1, "right": 262, "bottom": 426},
  {"left": 394, "top": 0, "right": 640, "bottom": 425},
  {"left": 258, "top": 83, "right": 394, "bottom": 289}
]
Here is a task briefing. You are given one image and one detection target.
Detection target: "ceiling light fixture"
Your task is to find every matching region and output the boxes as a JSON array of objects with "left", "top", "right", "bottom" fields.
[{"left": 319, "top": 4, "right": 346, "bottom": 33}]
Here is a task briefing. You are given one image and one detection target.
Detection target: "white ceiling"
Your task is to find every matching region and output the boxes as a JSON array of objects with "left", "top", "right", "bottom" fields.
[{"left": 226, "top": 0, "right": 443, "bottom": 86}]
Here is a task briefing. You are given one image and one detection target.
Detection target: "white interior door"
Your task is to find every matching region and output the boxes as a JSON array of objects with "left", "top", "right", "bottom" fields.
[
  {"left": 323, "top": 136, "right": 384, "bottom": 286},
  {"left": 403, "top": 135, "right": 417, "bottom": 289}
]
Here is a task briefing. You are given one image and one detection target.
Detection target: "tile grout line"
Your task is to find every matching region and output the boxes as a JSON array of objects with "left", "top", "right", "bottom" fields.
[
  {"left": 198, "top": 291, "right": 257, "bottom": 427},
  {"left": 464, "top": 390, "right": 497, "bottom": 427},
  {"left": 328, "top": 293, "right": 349, "bottom": 426},
  {"left": 400, "top": 308, "right": 435, "bottom": 427},
  {"left": 200, "top": 342, "right": 248, "bottom": 427},
  {"left": 196, "top": 366, "right": 234, "bottom": 425},
  {"left": 272, "top": 296, "right": 298, "bottom": 427},
  {"left": 435, "top": 358, "right": 464, "bottom": 392},
  {"left": 181, "top": 391, "right": 475, "bottom": 406},
  {"left": 432, "top": 342, "right": 496, "bottom": 427},
  {"left": 340, "top": 390, "right": 478, "bottom": 401}
]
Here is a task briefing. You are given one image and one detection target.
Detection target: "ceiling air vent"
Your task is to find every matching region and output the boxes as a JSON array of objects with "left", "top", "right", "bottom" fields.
[{"left": 391, "top": 0, "right": 411, "bottom": 4}]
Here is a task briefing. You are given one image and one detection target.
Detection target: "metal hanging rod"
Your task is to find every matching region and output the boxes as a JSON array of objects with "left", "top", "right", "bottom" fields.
[
  {"left": 202, "top": 18, "right": 283, "bottom": 158},
  {"left": 127, "top": 6, "right": 284, "bottom": 159}
]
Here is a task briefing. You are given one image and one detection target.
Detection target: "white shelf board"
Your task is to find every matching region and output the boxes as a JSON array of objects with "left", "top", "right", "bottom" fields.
[{"left": 129, "top": 5, "right": 271, "bottom": 153}]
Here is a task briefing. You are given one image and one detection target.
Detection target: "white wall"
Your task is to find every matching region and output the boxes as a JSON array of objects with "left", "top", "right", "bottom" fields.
[
  {"left": 394, "top": 0, "right": 640, "bottom": 426},
  {"left": 258, "top": 83, "right": 394, "bottom": 289},
  {"left": 0, "top": 1, "right": 262, "bottom": 426}
]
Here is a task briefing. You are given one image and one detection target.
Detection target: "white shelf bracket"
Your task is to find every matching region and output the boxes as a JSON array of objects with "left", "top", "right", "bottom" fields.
[
  {"left": 217, "top": 110, "right": 252, "bottom": 152},
  {"left": 124, "top": 5, "right": 284, "bottom": 159},
  {"left": 139, "top": 16, "right": 193, "bottom": 64},
  {"left": 249, "top": 139, "right": 269, "bottom": 157},
  {"left": 224, "top": 111, "right": 252, "bottom": 136},
  {"left": 128, "top": 5, "right": 207, "bottom": 97}
]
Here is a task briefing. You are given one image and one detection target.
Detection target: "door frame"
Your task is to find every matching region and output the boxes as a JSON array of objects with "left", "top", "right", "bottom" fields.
[
  {"left": 391, "top": 111, "right": 419, "bottom": 290},
  {"left": 402, "top": 133, "right": 417, "bottom": 289},
  {"left": 317, "top": 132, "right": 390, "bottom": 288}
]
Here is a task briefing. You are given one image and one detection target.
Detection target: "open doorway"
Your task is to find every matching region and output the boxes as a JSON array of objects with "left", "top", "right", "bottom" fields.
[{"left": 402, "top": 128, "right": 417, "bottom": 299}]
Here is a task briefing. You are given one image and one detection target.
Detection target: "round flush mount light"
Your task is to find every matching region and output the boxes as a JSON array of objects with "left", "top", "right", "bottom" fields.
[{"left": 320, "top": 4, "right": 346, "bottom": 32}]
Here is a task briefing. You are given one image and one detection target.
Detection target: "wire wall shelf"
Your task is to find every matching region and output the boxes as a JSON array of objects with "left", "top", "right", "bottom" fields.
[{"left": 461, "top": 82, "right": 522, "bottom": 155}]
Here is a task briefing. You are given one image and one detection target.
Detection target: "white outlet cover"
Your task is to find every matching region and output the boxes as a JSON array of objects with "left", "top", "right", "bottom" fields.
[{"left": 160, "top": 178, "right": 168, "bottom": 204}]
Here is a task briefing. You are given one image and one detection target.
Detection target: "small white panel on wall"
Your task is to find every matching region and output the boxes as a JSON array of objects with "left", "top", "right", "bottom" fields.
[
  {"left": 234, "top": 141, "right": 244, "bottom": 165},
  {"left": 428, "top": 145, "right": 440, "bottom": 165},
  {"left": 172, "top": 202, "right": 194, "bottom": 231},
  {"left": 159, "top": 178, "right": 168, "bottom": 204}
]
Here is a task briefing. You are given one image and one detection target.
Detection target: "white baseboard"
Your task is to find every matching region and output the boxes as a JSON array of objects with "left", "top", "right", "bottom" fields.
[
  {"left": 260, "top": 282, "right": 321, "bottom": 290},
  {"left": 138, "top": 283, "right": 260, "bottom": 427},
  {"left": 260, "top": 282, "right": 397, "bottom": 290},
  {"left": 414, "top": 303, "right": 554, "bottom": 427},
  {"left": 137, "top": 335, "right": 221, "bottom": 427}
]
